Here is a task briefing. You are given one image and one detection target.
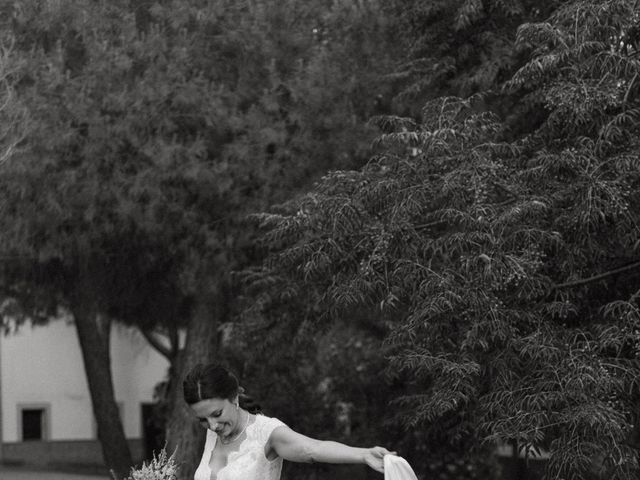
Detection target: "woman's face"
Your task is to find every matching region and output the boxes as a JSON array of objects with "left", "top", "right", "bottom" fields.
[{"left": 189, "top": 396, "right": 239, "bottom": 436}]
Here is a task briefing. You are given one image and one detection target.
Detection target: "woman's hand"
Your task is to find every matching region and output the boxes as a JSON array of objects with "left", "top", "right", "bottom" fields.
[{"left": 363, "top": 446, "right": 396, "bottom": 473}]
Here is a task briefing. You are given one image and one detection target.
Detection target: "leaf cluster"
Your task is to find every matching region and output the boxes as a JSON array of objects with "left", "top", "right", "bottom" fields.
[{"left": 383, "top": 0, "right": 559, "bottom": 110}]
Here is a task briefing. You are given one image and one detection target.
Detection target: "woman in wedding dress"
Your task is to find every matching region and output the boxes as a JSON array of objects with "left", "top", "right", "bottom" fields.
[{"left": 185, "top": 363, "right": 395, "bottom": 480}]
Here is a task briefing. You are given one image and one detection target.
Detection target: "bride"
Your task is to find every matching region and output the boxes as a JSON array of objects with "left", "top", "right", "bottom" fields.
[{"left": 184, "top": 363, "right": 396, "bottom": 480}]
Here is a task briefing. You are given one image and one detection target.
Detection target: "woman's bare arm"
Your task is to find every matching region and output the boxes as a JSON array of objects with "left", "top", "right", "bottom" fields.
[{"left": 267, "top": 426, "right": 393, "bottom": 473}]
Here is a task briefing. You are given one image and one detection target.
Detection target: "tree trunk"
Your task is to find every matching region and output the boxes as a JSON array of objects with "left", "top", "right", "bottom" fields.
[
  {"left": 73, "top": 301, "right": 133, "bottom": 480},
  {"left": 166, "top": 297, "right": 220, "bottom": 480}
]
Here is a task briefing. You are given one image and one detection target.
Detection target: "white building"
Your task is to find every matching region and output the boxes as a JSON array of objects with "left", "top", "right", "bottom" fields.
[{"left": 0, "top": 317, "right": 169, "bottom": 469}]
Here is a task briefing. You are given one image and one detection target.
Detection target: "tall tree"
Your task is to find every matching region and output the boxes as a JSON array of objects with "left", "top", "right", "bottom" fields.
[
  {"left": 1, "top": 0, "right": 232, "bottom": 475},
  {"left": 2, "top": 1, "right": 405, "bottom": 477},
  {"left": 251, "top": 1, "right": 640, "bottom": 478}
]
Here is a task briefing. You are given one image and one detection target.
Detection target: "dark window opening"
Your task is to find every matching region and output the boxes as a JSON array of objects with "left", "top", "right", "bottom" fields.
[{"left": 22, "top": 409, "right": 44, "bottom": 441}]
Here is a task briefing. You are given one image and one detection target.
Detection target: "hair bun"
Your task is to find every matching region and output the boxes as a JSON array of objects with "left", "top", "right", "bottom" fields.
[{"left": 238, "top": 392, "right": 262, "bottom": 414}]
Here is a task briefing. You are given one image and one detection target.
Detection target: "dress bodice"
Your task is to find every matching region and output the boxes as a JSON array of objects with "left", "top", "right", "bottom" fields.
[{"left": 193, "top": 414, "right": 286, "bottom": 480}]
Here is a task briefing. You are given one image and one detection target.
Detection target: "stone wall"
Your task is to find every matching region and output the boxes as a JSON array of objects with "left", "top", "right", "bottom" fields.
[{"left": 2, "top": 439, "right": 145, "bottom": 469}]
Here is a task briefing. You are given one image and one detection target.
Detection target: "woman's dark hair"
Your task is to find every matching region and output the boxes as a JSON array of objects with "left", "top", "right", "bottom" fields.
[
  {"left": 183, "top": 363, "right": 262, "bottom": 413},
  {"left": 183, "top": 363, "right": 238, "bottom": 404}
]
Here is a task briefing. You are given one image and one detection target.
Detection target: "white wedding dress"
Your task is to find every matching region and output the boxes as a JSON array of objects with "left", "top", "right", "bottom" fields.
[{"left": 194, "top": 414, "right": 286, "bottom": 480}]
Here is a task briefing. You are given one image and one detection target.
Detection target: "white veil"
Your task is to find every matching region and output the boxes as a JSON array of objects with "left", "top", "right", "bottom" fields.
[{"left": 384, "top": 455, "right": 419, "bottom": 480}]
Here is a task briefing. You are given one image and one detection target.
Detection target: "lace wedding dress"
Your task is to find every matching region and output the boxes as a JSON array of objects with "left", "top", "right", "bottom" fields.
[{"left": 194, "top": 414, "right": 286, "bottom": 480}]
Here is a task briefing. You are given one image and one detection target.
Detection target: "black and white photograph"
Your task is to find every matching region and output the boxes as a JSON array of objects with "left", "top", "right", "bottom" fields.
[{"left": 1, "top": 1, "right": 639, "bottom": 480}]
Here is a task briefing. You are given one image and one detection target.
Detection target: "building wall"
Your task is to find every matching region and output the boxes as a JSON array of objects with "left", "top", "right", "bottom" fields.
[
  {"left": 2, "top": 438, "right": 145, "bottom": 468},
  {"left": 1, "top": 318, "right": 169, "bottom": 443}
]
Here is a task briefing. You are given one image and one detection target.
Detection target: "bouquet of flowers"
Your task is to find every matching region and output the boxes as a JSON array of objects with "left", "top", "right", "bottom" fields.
[{"left": 116, "top": 448, "right": 179, "bottom": 480}]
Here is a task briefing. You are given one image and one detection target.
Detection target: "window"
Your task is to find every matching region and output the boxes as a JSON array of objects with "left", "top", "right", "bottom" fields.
[
  {"left": 18, "top": 404, "right": 50, "bottom": 441},
  {"left": 22, "top": 409, "right": 44, "bottom": 440}
]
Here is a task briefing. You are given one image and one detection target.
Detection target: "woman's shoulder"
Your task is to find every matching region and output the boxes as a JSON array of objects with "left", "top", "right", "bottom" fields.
[
  {"left": 255, "top": 413, "right": 286, "bottom": 427},
  {"left": 253, "top": 413, "right": 287, "bottom": 439}
]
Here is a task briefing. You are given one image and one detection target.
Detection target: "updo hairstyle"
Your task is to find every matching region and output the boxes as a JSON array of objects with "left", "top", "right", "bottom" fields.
[{"left": 183, "top": 363, "right": 262, "bottom": 413}]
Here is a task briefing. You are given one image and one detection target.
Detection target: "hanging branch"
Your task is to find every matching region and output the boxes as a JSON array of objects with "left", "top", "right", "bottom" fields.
[
  {"left": 140, "top": 328, "right": 174, "bottom": 360},
  {"left": 554, "top": 260, "right": 640, "bottom": 289}
]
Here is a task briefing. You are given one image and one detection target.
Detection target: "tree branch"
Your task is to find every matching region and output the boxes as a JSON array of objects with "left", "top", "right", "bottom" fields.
[
  {"left": 414, "top": 219, "right": 447, "bottom": 230},
  {"left": 623, "top": 71, "right": 639, "bottom": 106},
  {"left": 554, "top": 260, "right": 640, "bottom": 289},
  {"left": 169, "top": 324, "right": 180, "bottom": 361},
  {"left": 140, "top": 328, "right": 174, "bottom": 360}
]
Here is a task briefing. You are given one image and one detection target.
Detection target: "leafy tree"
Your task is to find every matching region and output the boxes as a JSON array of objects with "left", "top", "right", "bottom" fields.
[
  {"left": 2, "top": 0, "right": 408, "bottom": 477},
  {"left": 380, "top": 0, "right": 559, "bottom": 110},
  {"left": 251, "top": 1, "right": 640, "bottom": 478},
  {"left": 133, "top": 2, "right": 405, "bottom": 476},
  {"left": 0, "top": 50, "right": 26, "bottom": 170},
  {"left": 0, "top": 3, "right": 174, "bottom": 475}
]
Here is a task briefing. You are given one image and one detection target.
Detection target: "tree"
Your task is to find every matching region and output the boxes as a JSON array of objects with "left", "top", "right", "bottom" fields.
[
  {"left": 2, "top": 1, "right": 408, "bottom": 477},
  {"left": 0, "top": 47, "right": 27, "bottom": 170},
  {"left": 378, "top": 0, "right": 558, "bottom": 111},
  {"left": 2, "top": 0, "right": 237, "bottom": 475},
  {"left": 251, "top": 1, "right": 640, "bottom": 478}
]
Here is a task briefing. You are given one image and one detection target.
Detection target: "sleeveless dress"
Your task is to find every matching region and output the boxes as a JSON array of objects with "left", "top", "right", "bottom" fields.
[{"left": 194, "top": 414, "right": 287, "bottom": 480}]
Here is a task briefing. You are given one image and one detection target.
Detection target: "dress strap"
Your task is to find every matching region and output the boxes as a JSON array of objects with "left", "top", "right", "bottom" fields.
[{"left": 255, "top": 415, "right": 287, "bottom": 443}]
